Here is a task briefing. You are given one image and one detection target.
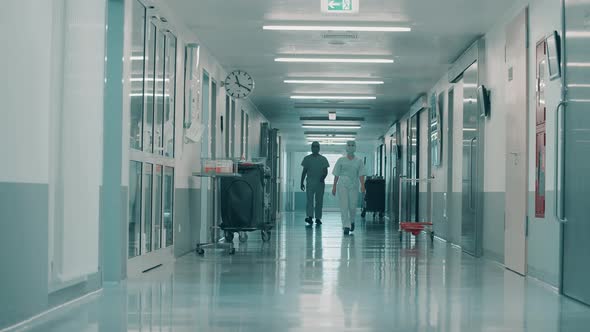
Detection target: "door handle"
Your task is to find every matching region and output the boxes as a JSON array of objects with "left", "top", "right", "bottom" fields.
[
  {"left": 470, "top": 137, "right": 477, "bottom": 210},
  {"left": 555, "top": 101, "right": 568, "bottom": 223}
]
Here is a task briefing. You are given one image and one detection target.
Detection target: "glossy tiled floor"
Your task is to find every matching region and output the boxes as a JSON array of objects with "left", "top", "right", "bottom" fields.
[{"left": 21, "top": 212, "right": 590, "bottom": 331}]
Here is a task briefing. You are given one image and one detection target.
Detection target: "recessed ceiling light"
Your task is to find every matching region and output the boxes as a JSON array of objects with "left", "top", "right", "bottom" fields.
[
  {"left": 307, "top": 136, "right": 350, "bottom": 141},
  {"left": 306, "top": 134, "right": 357, "bottom": 138},
  {"left": 329, "top": 112, "right": 337, "bottom": 120},
  {"left": 302, "top": 125, "right": 362, "bottom": 129},
  {"left": 291, "top": 95, "right": 376, "bottom": 100},
  {"left": 284, "top": 79, "right": 384, "bottom": 85},
  {"left": 307, "top": 141, "right": 348, "bottom": 145},
  {"left": 263, "top": 25, "right": 411, "bottom": 32},
  {"left": 276, "top": 58, "right": 394, "bottom": 64}
]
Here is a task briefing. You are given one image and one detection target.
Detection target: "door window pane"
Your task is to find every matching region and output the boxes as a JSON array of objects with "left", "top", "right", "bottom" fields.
[
  {"left": 154, "top": 30, "right": 165, "bottom": 155},
  {"left": 210, "top": 81, "right": 217, "bottom": 158},
  {"left": 240, "top": 109, "right": 245, "bottom": 158},
  {"left": 245, "top": 113, "right": 249, "bottom": 159},
  {"left": 164, "top": 34, "right": 176, "bottom": 158},
  {"left": 143, "top": 23, "right": 156, "bottom": 153},
  {"left": 230, "top": 99, "right": 236, "bottom": 157},
  {"left": 153, "top": 165, "right": 163, "bottom": 250},
  {"left": 164, "top": 167, "right": 174, "bottom": 247},
  {"left": 128, "top": 161, "right": 142, "bottom": 258},
  {"left": 130, "top": 0, "right": 146, "bottom": 150},
  {"left": 143, "top": 163, "right": 153, "bottom": 253},
  {"left": 225, "top": 96, "right": 230, "bottom": 158}
]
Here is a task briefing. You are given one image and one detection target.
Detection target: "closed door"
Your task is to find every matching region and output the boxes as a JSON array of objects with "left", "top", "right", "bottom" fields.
[
  {"left": 443, "top": 89, "right": 455, "bottom": 239},
  {"left": 200, "top": 72, "right": 211, "bottom": 241},
  {"left": 389, "top": 129, "right": 401, "bottom": 222},
  {"left": 400, "top": 121, "right": 409, "bottom": 222},
  {"left": 461, "top": 61, "right": 482, "bottom": 256},
  {"left": 407, "top": 114, "right": 420, "bottom": 222},
  {"left": 562, "top": 0, "right": 590, "bottom": 305},
  {"left": 504, "top": 9, "right": 529, "bottom": 275}
]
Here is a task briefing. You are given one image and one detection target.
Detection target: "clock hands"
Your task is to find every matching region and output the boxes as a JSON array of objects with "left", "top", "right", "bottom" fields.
[{"left": 234, "top": 75, "right": 252, "bottom": 92}]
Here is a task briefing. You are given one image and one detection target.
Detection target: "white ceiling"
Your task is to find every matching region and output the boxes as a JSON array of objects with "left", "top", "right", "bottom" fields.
[{"left": 166, "top": 0, "right": 514, "bottom": 152}]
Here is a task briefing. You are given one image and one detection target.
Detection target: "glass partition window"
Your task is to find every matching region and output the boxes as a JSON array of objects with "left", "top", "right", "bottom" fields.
[
  {"left": 164, "top": 167, "right": 174, "bottom": 247},
  {"left": 154, "top": 30, "right": 165, "bottom": 155},
  {"left": 128, "top": 7, "right": 177, "bottom": 259},
  {"left": 143, "top": 163, "right": 153, "bottom": 253},
  {"left": 143, "top": 23, "right": 156, "bottom": 153},
  {"left": 164, "top": 34, "right": 176, "bottom": 158},
  {"left": 130, "top": 0, "right": 146, "bottom": 150},
  {"left": 153, "top": 165, "right": 163, "bottom": 250},
  {"left": 128, "top": 161, "right": 142, "bottom": 258}
]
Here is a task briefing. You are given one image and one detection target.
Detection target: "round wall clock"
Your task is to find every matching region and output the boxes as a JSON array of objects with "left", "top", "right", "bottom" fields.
[{"left": 224, "top": 70, "right": 255, "bottom": 99}]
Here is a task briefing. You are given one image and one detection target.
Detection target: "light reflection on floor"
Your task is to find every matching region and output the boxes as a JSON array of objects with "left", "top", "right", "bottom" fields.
[{"left": 19, "top": 212, "right": 590, "bottom": 331}]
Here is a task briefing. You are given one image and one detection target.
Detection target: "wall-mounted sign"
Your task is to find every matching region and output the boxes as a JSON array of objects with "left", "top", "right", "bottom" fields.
[{"left": 321, "top": 0, "right": 359, "bottom": 14}]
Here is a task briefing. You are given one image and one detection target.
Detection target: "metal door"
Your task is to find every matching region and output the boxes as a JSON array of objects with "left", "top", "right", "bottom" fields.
[
  {"left": 200, "top": 72, "right": 211, "bottom": 241},
  {"left": 461, "top": 61, "right": 482, "bottom": 256},
  {"left": 408, "top": 113, "right": 420, "bottom": 222},
  {"left": 561, "top": 0, "right": 590, "bottom": 305},
  {"left": 444, "top": 88, "right": 454, "bottom": 240},
  {"left": 400, "top": 121, "right": 408, "bottom": 221},
  {"left": 504, "top": 9, "right": 529, "bottom": 275},
  {"left": 389, "top": 126, "right": 401, "bottom": 222}
]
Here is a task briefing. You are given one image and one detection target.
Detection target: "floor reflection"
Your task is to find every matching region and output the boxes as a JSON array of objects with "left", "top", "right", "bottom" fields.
[{"left": 20, "top": 212, "right": 590, "bottom": 331}]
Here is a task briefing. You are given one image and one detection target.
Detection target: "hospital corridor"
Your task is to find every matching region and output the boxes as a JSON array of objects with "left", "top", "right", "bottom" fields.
[{"left": 2, "top": 0, "right": 590, "bottom": 331}]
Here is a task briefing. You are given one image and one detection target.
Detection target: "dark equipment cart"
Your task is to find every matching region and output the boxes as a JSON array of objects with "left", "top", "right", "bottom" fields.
[
  {"left": 361, "top": 176, "right": 385, "bottom": 220},
  {"left": 219, "top": 162, "right": 273, "bottom": 244}
]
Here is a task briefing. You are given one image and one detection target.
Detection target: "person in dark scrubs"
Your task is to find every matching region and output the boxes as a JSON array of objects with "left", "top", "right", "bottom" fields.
[{"left": 301, "top": 141, "right": 330, "bottom": 226}]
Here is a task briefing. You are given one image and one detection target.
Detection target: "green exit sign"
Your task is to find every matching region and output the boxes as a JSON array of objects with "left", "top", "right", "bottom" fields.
[
  {"left": 329, "top": 0, "right": 351, "bottom": 11},
  {"left": 322, "top": 0, "right": 359, "bottom": 14}
]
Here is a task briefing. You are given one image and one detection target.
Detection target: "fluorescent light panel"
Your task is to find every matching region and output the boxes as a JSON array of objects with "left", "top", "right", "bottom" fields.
[
  {"left": 276, "top": 58, "right": 394, "bottom": 64},
  {"left": 284, "top": 79, "right": 384, "bottom": 85},
  {"left": 291, "top": 95, "right": 376, "bottom": 100},
  {"left": 264, "top": 25, "right": 411, "bottom": 32},
  {"left": 306, "top": 134, "right": 356, "bottom": 138},
  {"left": 302, "top": 125, "right": 361, "bottom": 129},
  {"left": 307, "top": 141, "right": 348, "bottom": 145},
  {"left": 307, "top": 137, "right": 351, "bottom": 141}
]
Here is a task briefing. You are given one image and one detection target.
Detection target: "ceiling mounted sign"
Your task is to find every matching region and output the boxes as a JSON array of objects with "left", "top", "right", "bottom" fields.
[{"left": 321, "top": 0, "right": 359, "bottom": 14}]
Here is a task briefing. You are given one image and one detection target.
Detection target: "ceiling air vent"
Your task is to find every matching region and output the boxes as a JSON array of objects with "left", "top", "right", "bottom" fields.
[{"left": 321, "top": 32, "right": 359, "bottom": 40}]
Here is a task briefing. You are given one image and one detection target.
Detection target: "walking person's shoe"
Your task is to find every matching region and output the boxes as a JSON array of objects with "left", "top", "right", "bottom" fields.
[
  {"left": 315, "top": 219, "right": 322, "bottom": 226},
  {"left": 305, "top": 217, "right": 314, "bottom": 226},
  {"left": 350, "top": 222, "right": 355, "bottom": 232},
  {"left": 343, "top": 227, "right": 351, "bottom": 235}
]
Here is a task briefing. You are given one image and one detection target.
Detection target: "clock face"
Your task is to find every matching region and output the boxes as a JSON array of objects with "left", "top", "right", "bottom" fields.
[{"left": 224, "top": 70, "right": 254, "bottom": 99}]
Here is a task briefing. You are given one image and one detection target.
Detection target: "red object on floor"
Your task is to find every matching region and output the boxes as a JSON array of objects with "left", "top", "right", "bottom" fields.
[{"left": 400, "top": 222, "right": 433, "bottom": 236}]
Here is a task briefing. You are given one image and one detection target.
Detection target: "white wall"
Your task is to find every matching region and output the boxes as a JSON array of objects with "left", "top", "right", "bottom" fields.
[
  {"left": 0, "top": 1, "right": 53, "bottom": 184},
  {"left": 49, "top": 0, "right": 106, "bottom": 286}
]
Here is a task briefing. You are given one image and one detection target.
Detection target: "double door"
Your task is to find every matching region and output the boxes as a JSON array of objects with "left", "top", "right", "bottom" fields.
[{"left": 402, "top": 113, "right": 420, "bottom": 222}]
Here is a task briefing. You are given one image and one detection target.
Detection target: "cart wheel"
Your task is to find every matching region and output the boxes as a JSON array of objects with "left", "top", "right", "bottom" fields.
[
  {"left": 239, "top": 232, "right": 248, "bottom": 243},
  {"left": 229, "top": 248, "right": 236, "bottom": 255},
  {"left": 225, "top": 231, "right": 234, "bottom": 242},
  {"left": 197, "top": 248, "right": 205, "bottom": 256},
  {"left": 261, "top": 230, "right": 271, "bottom": 242}
]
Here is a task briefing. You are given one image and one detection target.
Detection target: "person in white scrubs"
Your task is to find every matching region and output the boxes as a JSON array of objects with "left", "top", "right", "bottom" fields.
[{"left": 332, "top": 141, "right": 366, "bottom": 235}]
